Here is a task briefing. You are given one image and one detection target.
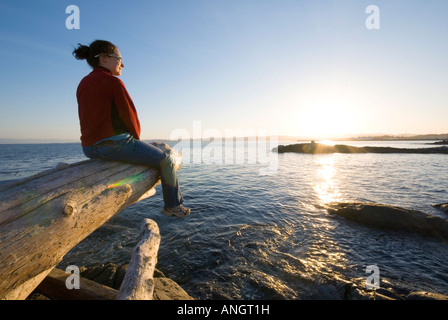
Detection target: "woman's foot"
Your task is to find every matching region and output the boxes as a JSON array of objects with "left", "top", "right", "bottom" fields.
[{"left": 162, "top": 205, "right": 191, "bottom": 217}]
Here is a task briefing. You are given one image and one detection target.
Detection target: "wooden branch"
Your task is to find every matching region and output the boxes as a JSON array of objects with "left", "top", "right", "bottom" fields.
[
  {"left": 1, "top": 269, "right": 54, "bottom": 300},
  {"left": 34, "top": 268, "right": 118, "bottom": 300},
  {"left": 116, "top": 218, "right": 161, "bottom": 300},
  {"left": 0, "top": 143, "right": 181, "bottom": 300}
]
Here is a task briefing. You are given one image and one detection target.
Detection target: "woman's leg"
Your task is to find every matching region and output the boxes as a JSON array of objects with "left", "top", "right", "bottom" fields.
[{"left": 83, "top": 136, "right": 186, "bottom": 210}]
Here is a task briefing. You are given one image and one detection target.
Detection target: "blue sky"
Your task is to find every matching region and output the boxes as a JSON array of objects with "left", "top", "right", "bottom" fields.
[{"left": 0, "top": 0, "right": 447, "bottom": 141}]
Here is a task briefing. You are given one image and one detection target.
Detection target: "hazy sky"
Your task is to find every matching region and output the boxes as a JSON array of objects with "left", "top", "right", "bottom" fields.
[{"left": 0, "top": 0, "right": 447, "bottom": 141}]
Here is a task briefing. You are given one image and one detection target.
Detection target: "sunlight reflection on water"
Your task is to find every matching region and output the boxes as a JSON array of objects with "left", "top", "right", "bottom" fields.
[{"left": 314, "top": 155, "right": 342, "bottom": 205}]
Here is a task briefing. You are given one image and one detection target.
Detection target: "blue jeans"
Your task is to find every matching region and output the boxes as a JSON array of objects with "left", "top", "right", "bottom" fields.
[{"left": 83, "top": 134, "right": 184, "bottom": 208}]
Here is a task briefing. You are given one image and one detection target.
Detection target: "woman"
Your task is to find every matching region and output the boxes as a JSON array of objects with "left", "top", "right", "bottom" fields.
[{"left": 73, "top": 40, "right": 190, "bottom": 217}]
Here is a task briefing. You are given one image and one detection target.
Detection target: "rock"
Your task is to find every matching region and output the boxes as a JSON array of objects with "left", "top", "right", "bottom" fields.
[
  {"left": 312, "top": 284, "right": 343, "bottom": 300},
  {"left": 407, "top": 291, "right": 448, "bottom": 300},
  {"left": 429, "top": 140, "right": 448, "bottom": 145},
  {"left": 326, "top": 202, "right": 448, "bottom": 240},
  {"left": 374, "top": 287, "right": 404, "bottom": 300},
  {"left": 433, "top": 203, "right": 448, "bottom": 215},
  {"left": 81, "top": 262, "right": 119, "bottom": 289},
  {"left": 248, "top": 270, "right": 297, "bottom": 299},
  {"left": 331, "top": 277, "right": 448, "bottom": 300},
  {"left": 27, "top": 292, "right": 51, "bottom": 300},
  {"left": 153, "top": 278, "right": 194, "bottom": 300},
  {"left": 333, "top": 278, "right": 393, "bottom": 300},
  {"left": 114, "top": 264, "right": 128, "bottom": 289},
  {"left": 273, "top": 143, "right": 448, "bottom": 154},
  {"left": 153, "top": 268, "right": 166, "bottom": 278}
]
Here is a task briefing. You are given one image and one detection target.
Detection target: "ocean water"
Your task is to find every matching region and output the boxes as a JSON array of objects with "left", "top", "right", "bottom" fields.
[{"left": 1, "top": 139, "right": 447, "bottom": 299}]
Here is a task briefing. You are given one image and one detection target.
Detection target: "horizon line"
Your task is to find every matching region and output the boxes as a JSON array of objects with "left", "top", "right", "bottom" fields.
[{"left": 1, "top": 133, "right": 448, "bottom": 144}]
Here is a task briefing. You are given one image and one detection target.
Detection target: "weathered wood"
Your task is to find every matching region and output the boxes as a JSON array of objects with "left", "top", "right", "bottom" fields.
[
  {"left": 34, "top": 268, "right": 118, "bottom": 300},
  {"left": 1, "top": 269, "right": 54, "bottom": 300},
  {"left": 116, "top": 218, "right": 161, "bottom": 300},
  {"left": 0, "top": 143, "right": 181, "bottom": 300}
]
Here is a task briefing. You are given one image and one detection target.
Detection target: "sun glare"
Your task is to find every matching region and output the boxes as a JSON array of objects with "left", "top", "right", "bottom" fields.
[
  {"left": 299, "top": 101, "right": 356, "bottom": 138},
  {"left": 314, "top": 156, "right": 342, "bottom": 204},
  {"left": 286, "top": 84, "right": 365, "bottom": 139},
  {"left": 318, "top": 140, "right": 336, "bottom": 146}
]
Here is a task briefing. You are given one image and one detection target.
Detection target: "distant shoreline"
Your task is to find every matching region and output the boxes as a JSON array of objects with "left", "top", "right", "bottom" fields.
[{"left": 0, "top": 138, "right": 79, "bottom": 144}]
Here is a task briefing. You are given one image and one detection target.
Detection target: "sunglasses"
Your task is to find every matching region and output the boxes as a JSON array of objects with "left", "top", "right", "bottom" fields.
[{"left": 95, "top": 53, "right": 123, "bottom": 63}]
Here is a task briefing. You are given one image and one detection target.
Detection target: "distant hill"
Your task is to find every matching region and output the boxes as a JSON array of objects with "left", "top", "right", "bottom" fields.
[{"left": 351, "top": 134, "right": 448, "bottom": 141}]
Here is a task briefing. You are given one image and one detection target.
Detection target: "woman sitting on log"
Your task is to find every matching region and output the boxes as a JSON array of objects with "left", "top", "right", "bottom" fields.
[{"left": 73, "top": 40, "right": 190, "bottom": 218}]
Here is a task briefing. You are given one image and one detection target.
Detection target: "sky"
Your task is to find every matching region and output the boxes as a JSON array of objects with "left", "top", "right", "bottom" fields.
[{"left": 0, "top": 0, "right": 447, "bottom": 142}]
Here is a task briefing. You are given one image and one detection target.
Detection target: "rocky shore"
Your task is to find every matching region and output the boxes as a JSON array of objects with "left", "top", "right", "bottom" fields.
[
  {"left": 29, "top": 260, "right": 448, "bottom": 301},
  {"left": 28, "top": 262, "right": 194, "bottom": 300},
  {"left": 298, "top": 275, "right": 448, "bottom": 300},
  {"left": 79, "top": 262, "right": 194, "bottom": 300}
]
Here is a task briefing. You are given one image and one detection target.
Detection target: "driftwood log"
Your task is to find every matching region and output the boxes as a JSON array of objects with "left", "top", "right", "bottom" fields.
[
  {"left": 116, "top": 218, "right": 161, "bottom": 300},
  {"left": 34, "top": 267, "right": 119, "bottom": 300},
  {"left": 0, "top": 143, "right": 180, "bottom": 300},
  {"left": 34, "top": 218, "right": 161, "bottom": 300}
]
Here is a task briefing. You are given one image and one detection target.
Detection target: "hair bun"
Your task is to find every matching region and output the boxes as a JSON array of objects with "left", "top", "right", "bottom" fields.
[
  {"left": 72, "top": 43, "right": 90, "bottom": 60},
  {"left": 72, "top": 40, "right": 116, "bottom": 69}
]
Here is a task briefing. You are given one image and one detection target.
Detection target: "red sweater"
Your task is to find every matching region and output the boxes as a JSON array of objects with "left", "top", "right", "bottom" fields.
[{"left": 77, "top": 67, "right": 141, "bottom": 146}]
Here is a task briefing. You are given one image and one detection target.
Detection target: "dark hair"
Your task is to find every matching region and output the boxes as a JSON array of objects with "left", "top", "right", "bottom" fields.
[{"left": 72, "top": 40, "right": 117, "bottom": 68}]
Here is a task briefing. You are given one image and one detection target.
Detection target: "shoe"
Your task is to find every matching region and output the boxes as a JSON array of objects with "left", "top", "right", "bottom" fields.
[{"left": 162, "top": 205, "right": 191, "bottom": 218}]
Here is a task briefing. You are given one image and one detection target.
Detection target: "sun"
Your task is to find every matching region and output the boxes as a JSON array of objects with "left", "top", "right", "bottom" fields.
[
  {"left": 277, "top": 79, "right": 370, "bottom": 139},
  {"left": 302, "top": 105, "right": 350, "bottom": 138},
  {"left": 292, "top": 94, "right": 362, "bottom": 139}
]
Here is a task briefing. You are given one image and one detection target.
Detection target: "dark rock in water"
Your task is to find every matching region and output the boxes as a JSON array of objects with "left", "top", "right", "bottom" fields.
[
  {"left": 248, "top": 270, "right": 297, "bottom": 299},
  {"left": 427, "top": 140, "right": 448, "bottom": 145},
  {"left": 326, "top": 202, "right": 448, "bottom": 240},
  {"left": 273, "top": 143, "right": 448, "bottom": 154},
  {"left": 433, "top": 203, "right": 448, "bottom": 215},
  {"left": 80, "top": 262, "right": 123, "bottom": 289}
]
